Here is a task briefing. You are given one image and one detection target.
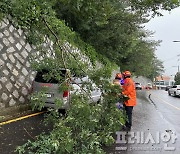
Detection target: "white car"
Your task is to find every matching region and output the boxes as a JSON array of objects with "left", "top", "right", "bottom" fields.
[
  {"left": 135, "top": 82, "right": 142, "bottom": 90},
  {"left": 168, "top": 85, "right": 180, "bottom": 96}
]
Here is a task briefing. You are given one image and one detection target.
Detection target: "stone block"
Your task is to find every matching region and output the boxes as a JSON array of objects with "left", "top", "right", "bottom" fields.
[
  {"left": 7, "top": 47, "right": 15, "bottom": 53},
  {"left": 14, "top": 53, "right": 24, "bottom": 63},
  {"left": 21, "top": 50, "right": 28, "bottom": 59},
  {"left": 9, "top": 54, "right": 16, "bottom": 63},
  {"left": 3, "top": 38, "right": 10, "bottom": 46},
  {"left": 25, "top": 43, "right": 32, "bottom": 52},
  {"left": 26, "top": 81, "right": 32, "bottom": 89},
  {"left": 2, "top": 93, "right": 8, "bottom": 101},
  {"left": 9, "top": 98, "right": 16, "bottom": 106},
  {"left": 0, "top": 59, "right": 4, "bottom": 66},
  {"left": 9, "top": 25, "right": 14, "bottom": 32},
  {"left": 0, "top": 43, "right": 3, "bottom": 50},
  {"left": 14, "top": 82, "right": 21, "bottom": 89},
  {"left": 8, "top": 36, "right": 15, "bottom": 44},
  {"left": 0, "top": 77, "right": 7, "bottom": 83},
  {"left": 22, "top": 87, "right": 28, "bottom": 95},
  {"left": 16, "top": 61, "right": 22, "bottom": 69},
  {"left": 0, "top": 21, "right": 6, "bottom": 29},
  {"left": 20, "top": 39, "right": 25, "bottom": 46},
  {"left": 26, "top": 61, "right": 30, "bottom": 68},
  {"left": 0, "top": 32, "right": 3, "bottom": 38},
  {"left": 3, "top": 18, "right": 9, "bottom": 25},
  {"left": 22, "top": 68, "right": 28, "bottom": 76},
  {"left": 16, "top": 43, "right": 22, "bottom": 50},
  {"left": 19, "top": 75, "right": 25, "bottom": 83},
  {"left": 12, "top": 68, "right": 19, "bottom": 76},
  {"left": 3, "top": 69, "right": 9, "bottom": 76},
  {"left": 13, "top": 90, "right": 19, "bottom": 98},
  {"left": 3, "top": 30, "right": 9, "bottom": 36},
  {"left": 19, "top": 96, "right": 25, "bottom": 103},
  {"left": 2, "top": 53, "right": 7, "bottom": 60},
  {"left": 6, "top": 82, "right": 13, "bottom": 92},
  {"left": 14, "top": 32, "right": 20, "bottom": 38},
  {"left": 10, "top": 76, "right": 15, "bottom": 82},
  {"left": 18, "top": 29, "right": 23, "bottom": 36},
  {"left": 7, "top": 63, "right": 13, "bottom": 70}
]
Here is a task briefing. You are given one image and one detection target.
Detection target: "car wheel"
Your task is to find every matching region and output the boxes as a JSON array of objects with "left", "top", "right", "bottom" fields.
[
  {"left": 168, "top": 91, "right": 171, "bottom": 96},
  {"left": 174, "top": 92, "right": 177, "bottom": 96}
]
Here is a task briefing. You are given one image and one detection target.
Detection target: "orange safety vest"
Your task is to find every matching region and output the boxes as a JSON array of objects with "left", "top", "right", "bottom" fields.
[{"left": 122, "top": 78, "right": 136, "bottom": 106}]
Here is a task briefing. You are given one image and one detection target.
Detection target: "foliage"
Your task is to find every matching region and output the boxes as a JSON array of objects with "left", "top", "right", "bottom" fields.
[
  {"left": 148, "top": 56, "right": 164, "bottom": 80},
  {"left": 0, "top": 0, "right": 126, "bottom": 153},
  {"left": 174, "top": 72, "right": 180, "bottom": 85},
  {"left": 16, "top": 84, "right": 126, "bottom": 153},
  {"left": 52, "top": 0, "right": 178, "bottom": 77},
  {"left": 129, "top": 0, "right": 180, "bottom": 16}
]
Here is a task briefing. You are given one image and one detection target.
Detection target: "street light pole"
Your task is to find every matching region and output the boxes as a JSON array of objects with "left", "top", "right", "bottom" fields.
[{"left": 172, "top": 66, "right": 179, "bottom": 72}]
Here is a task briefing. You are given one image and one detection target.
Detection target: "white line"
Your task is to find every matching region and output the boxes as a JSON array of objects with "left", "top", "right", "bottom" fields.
[{"left": 152, "top": 94, "right": 180, "bottom": 111}]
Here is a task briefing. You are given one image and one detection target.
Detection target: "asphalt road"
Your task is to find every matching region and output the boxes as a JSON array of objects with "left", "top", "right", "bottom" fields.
[
  {"left": 0, "top": 112, "right": 52, "bottom": 154},
  {"left": 107, "top": 90, "right": 180, "bottom": 154},
  {"left": 149, "top": 90, "right": 180, "bottom": 138}
]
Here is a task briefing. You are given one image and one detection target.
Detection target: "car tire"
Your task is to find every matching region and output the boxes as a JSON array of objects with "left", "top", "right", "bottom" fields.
[
  {"left": 174, "top": 92, "right": 176, "bottom": 96},
  {"left": 168, "top": 91, "right": 171, "bottom": 96}
]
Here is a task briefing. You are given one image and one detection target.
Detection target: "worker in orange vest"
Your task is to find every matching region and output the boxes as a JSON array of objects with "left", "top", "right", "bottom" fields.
[{"left": 122, "top": 70, "right": 136, "bottom": 131}]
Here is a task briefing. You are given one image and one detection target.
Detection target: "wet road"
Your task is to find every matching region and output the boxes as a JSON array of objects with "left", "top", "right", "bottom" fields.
[
  {"left": 107, "top": 90, "right": 180, "bottom": 154},
  {"left": 149, "top": 90, "right": 180, "bottom": 136},
  {"left": 0, "top": 112, "right": 52, "bottom": 154}
]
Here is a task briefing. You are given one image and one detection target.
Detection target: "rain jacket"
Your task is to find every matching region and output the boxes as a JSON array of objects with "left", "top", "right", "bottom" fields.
[{"left": 122, "top": 78, "right": 136, "bottom": 106}]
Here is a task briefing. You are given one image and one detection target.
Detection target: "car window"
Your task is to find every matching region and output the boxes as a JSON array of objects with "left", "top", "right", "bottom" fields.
[
  {"left": 172, "top": 85, "right": 177, "bottom": 88},
  {"left": 135, "top": 83, "right": 140, "bottom": 85},
  {"left": 72, "top": 76, "right": 89, "bottom": 84},
  {"left": 35, "top": 69, "right": 67, "bottom": 83}
]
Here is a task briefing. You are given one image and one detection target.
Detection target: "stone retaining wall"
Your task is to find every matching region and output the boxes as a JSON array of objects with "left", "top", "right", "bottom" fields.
[{"left": 0, "top": 18, "right": 36, "bottom": 109}]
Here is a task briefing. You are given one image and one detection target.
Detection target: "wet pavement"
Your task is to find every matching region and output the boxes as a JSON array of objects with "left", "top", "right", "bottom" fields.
[
  {"left": 0, "top": 113, "right": 52, "bottom": 154},
  {"left": 0, "top": 90, "right": 180, "bottom": 154},
  {"left": 106, "top": 90, "right": 180, "bottom": 154}
]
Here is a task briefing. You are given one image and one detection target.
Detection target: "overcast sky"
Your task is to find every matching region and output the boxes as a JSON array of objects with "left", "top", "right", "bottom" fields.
[{"left": 145, "top": 7, "right": 180, "bottom": 77}]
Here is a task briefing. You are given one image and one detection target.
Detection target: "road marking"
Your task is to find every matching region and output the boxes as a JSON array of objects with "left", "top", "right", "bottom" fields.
[
  {"left": 152, "top": 94, "right": 180, "bottom": 111},
  {"left": 0, "top": 111, "right": 46, "bottom": 126}
]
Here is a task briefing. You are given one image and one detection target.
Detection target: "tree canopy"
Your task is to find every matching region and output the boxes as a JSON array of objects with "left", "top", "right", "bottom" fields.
[
  {"left": 174, "top": 72, "right": 180, "bottom": 85},
  {"left": 53, "top": 0, "right": 179, "bottom": 77}
]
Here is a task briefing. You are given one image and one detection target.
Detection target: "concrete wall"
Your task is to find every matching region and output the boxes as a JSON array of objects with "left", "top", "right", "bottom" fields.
[{"left": 0, "top": 18, "right": 36, "bottom": 109}]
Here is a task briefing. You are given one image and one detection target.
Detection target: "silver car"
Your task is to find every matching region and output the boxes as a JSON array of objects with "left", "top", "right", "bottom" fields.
[{"left": 31, "top": 69, "right": 101, "bottom": 109}]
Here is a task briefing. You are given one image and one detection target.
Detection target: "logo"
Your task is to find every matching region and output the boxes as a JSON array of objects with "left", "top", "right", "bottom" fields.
[{"left": 115, "top": 131, "right": 177, "bottom": 152}]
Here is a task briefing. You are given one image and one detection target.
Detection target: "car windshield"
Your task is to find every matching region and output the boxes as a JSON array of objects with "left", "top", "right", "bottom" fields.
[
  {"left": 135, "top": 83, "right": 140, "bottom": 85},
  {"left": 35, "top": 69, "right": 67, "bottom": 84}
]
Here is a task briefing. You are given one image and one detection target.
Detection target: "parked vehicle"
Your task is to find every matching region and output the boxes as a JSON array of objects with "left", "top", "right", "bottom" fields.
[
  {"left": 145, "top": 83, "right": 152, "bottom": 89},
  {"left": 135, "top": 82, "right": 142, "bottom": 90},
  {"left": 31, "top": 69, "right": 102, "bottom": 109},
  {"left": 168, "top": 85, "right": 180, "bottom": 96},
  {"left": 165, "top": 86, "right": 172, "bottom": 91}
]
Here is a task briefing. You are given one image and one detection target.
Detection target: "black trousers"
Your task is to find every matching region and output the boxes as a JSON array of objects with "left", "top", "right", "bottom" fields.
[{"left": 124, "top": 105, "right": 134, "bottom": 128}]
